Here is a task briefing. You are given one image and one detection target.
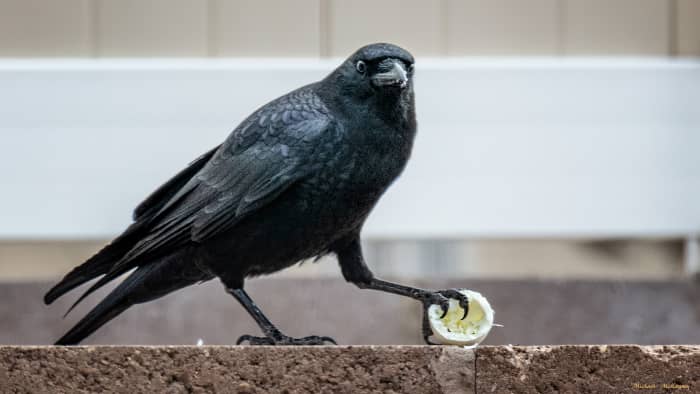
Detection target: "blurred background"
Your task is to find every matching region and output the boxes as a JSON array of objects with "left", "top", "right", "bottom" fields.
[{"left": 1, "top": 0, "right": 699, "bottom": 346}]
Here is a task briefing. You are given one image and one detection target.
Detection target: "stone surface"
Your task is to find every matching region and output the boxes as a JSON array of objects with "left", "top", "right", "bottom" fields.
[
  {"left": 1, "top": 346, "right": 697, "bottom": 393},
  {"left": 0, "top": 346, "right": 474, "bottom": 394},
  {"left": 1, "top": 279, "right": 699, "bottom": 346},
  {"left": 476, "top": 345, "right": 699, "bottom": 394}
]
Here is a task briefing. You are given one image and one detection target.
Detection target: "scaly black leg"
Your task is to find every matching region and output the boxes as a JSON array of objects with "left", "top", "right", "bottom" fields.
[
  {"left": 355, "top": 278, "right": 470, "bottom": 320},
  {"left": 226, "top": 287, "right": 336, "bottom": 346},
  {"left": 336, "top": 236, "right": 469, "bottom": 345}
]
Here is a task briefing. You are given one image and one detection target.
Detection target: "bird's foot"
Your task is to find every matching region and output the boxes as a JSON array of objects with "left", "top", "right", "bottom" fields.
[
  {"left": 420, "top": 288, "right": 470, "bottom": 320},
  {"left": 236, "top": 333, "right": 337, "bottom": 346},
  {"left": 419, "top": 289, "right": 469, "bottom": 345}
]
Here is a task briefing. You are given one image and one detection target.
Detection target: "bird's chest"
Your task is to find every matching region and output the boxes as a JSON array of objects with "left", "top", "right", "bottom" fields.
[
  {"left": 315, "top": 124, "right": 413, "bottom": 221},
  {"left": 349, "top": 123, "right": 412, "bottom": 190}
]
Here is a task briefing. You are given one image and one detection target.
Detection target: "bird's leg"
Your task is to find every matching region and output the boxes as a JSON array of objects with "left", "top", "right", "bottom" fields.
[
  {"left": 225, "top": 287, "right": 336, "bottom": 346},
  {"left": 336, "top": 236, "right": 469, "bottom": 345},
  {"left": 354, "top": 277, "right": 470, "bottom": 320}
]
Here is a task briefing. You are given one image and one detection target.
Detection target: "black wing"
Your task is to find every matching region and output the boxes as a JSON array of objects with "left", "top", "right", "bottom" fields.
[
  {"left": 133, "top": 145, "right": 221, "bottom": 222},
  {"left": 64, "top": 87, "right": 337, "bottom": 310}
]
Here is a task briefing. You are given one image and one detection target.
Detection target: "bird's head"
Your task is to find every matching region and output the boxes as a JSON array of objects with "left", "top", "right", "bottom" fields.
[{"left": 326, "top": 43, "right": 415, "bottom": 104}]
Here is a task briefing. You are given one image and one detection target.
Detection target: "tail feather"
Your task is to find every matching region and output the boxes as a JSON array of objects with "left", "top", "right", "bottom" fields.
[
  {"left": 56, "top": 260, "right": 164, "bottom": 345},
  {"left": 43, "top": 222, "right": 146, "bottom": 306},
  {"left": 45, "top": 147, "right": 220, "bottom": 307},
  {"left": 61, "top": 264, "right": 136, "bottom": 318},
  {"left": 54, "top": 272, "right": 139, "bottom": 345},
  {"left": 55, "top": 297, "right": 130, "bottom": 346},
  {"left": 54, "top": 254, "right": 211, "bottom": 345}
]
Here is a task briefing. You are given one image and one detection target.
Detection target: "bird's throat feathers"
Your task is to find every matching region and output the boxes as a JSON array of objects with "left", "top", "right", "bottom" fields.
[{"left": 317, "top": 71, "right": 416, "bottom": 137}]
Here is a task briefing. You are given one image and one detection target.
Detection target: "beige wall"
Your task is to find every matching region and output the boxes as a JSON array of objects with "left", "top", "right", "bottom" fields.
[
  {"left": 0, "top": 0, "right": 697, "bottom": 57},
  {"left": 0, "top": 239, "right": 683, "bottom": 280}
]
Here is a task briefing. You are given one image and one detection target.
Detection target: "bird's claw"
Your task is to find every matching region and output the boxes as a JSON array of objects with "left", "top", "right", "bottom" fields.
[
  {"left": 236, "top": 334, "right": 273, "bottom": 345},
  {"left": 236, "top": 334, "right": 337, "bottom": 346},
  {"left": 423, "top": 334, "right": 441, "bottom": 345},
  {"left": 419, "top": 289, "right": 470, "bottom": 344},
  {"left": 422, "top": 313, "right": 440, "bottom": 345},
  {"left": 422, "top": 288, "right": 470, "bottom": 320}
]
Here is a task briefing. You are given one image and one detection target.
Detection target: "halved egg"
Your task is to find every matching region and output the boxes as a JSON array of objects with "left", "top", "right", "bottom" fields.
[{"left": 427, "top": 289, "right": 494, "bottom": 346}]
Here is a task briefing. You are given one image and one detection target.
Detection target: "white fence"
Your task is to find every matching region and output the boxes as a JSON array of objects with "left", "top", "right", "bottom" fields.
[{"left": 1, "top": 59, "right": 699, "bottom": 258}]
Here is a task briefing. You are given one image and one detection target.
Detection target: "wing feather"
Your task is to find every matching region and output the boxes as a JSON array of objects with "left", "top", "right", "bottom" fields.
[
  {"left": 104, "top": 88, "right": 333, "bottom": 275},
  {"left": 64, "top": 86, "right": 336, "bottom": 313}
]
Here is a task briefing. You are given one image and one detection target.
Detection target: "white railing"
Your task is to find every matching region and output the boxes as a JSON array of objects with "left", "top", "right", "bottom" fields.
[{"left": 2, "top": 58, "right": 699, "bottom": 272}]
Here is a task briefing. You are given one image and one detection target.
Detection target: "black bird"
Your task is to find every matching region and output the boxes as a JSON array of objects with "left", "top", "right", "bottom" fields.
[{"left": 45, "top": 43, "right": 469, "bottom": 346}]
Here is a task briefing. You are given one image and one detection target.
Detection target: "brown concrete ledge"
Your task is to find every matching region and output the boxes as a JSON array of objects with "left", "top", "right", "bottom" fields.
[
  {"left": 0, "top": 345, "right": 697, "bottom": 393},
  {"left": 477, "top": 345, "right": 699, "bottom": 393}
]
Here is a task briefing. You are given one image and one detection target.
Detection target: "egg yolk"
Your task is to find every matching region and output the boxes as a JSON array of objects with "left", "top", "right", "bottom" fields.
[{"left": 439, "top": 298, "right": 485, "bottom": 337}]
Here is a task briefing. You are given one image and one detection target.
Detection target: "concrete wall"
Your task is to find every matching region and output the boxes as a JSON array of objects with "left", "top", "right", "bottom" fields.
[
  {"left": 0, "top": 0, "right": 698, "bottom": 57},
  {"left": 3, "top": 279, "right": 698, "bottom": 346}
]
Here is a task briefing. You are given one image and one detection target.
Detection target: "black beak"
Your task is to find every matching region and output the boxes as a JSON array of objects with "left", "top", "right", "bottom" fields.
[{"left": 371, "top": 60, "right": 408, "bottom": 89}]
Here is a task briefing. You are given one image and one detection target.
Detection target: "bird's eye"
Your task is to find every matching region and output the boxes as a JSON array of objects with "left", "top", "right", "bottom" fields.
[
  {"left": 355, "top": 60, "right": 366, "bottom": 74},
  {"left": 408, "top": 63, "right": 415, "bottom": 74}
]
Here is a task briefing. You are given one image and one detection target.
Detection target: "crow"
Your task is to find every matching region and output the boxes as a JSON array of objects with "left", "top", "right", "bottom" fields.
[{"left": 45, "top": 43, "right": 469, "bottom": 345}]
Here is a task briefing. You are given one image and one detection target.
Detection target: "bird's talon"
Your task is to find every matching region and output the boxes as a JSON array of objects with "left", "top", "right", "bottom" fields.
[
  {"left": 236, "top": 333, "right": 336, "bottom": 346},
  {"left": 439, "top": 303, "right": 449, "bottom": 319},
  {"left": 460, "top": 299, "right": 469, "bottom": 320},
  {"left": 236, "top": 334, "right": 273, "bottom": 345},
  {"left": 457, "top": 294, "right": 470, "bottom": 320},
  {"left": 291, "top": 335, "right": 337, "bottom": 345},
  {"left": 434, "top": 289, "right": 470, "bottom": 320}
]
